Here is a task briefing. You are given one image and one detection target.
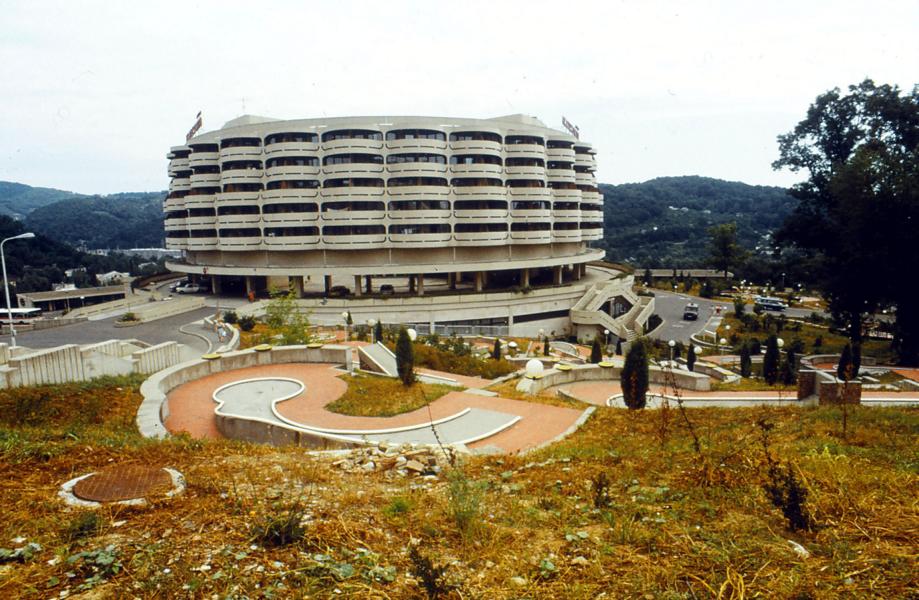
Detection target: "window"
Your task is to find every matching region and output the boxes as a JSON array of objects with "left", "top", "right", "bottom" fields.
[
  {"left": 580, "top": 204, "right": 603, "bottom": 212},
  {"left": 262, "top": 203, "right": 318, "bottom": 214},
  {"left": 217, "top": 205, "right": 259, "bottom": 215},
  {"left": 165, "top": 210, "right": 187, "bottom": 220},
  {"left": 219, "top": 227, "right": 261, "bottom": 237},
  {"left": 505, "top": 157, "right": 544, "bottom": 167},
  {"left": 187, "top": 187, "right": 219, "bottom": 196},
  {"left": 222, "top": 160, "right": 262, "bottom": 171},
  {"left": 167, "top": 191, "right": 188, "bottom": 199},
  {"left": 222, "top": 183, "right": 263, "bottom": 192},
  {"left": 449, "top": 131, "right": 501, "bottom": 143},
  {"left": 323, "top": 154, "right": 384, "bottom": 165},
  {"left": 511, "top": 222, "right": 550, "bottom": 231},
  {"left": 387, "top": 177, "right": 447, "bottom": 187},
  {"left": 577, "top": 185, "right": 600, "bottom": 193},
  {"left": 323, "top": 225, "right": 386, "bottom": 235},
  {"left": 450, "top": 178, "right": 502, "bottom": 187},
  {"left": 386, "top": 129, "right": 445, "bottom": 141},
  {"left": 389, "top": 200, "right": 450, "bottom": 211},
  {"left": 511, "top": 201, "right": 550, "bottom": 210},
  {"left": 220, "top": 138, "right": 260, "bottom": 148},
  {"left": 454, "top": 200, "right": 507, "bottom": 211},
  {"left": 189, "top": 229, "right": 217, "bottom": 238},
  {"left": 580, "top": 222, "right": 603, "bottom": 229},
  {"left": 166, "top": 230, "right": 189, "bottom": 238},
  {"left": 265, "top": 132, "right": 318, "bottom": 145},
  {"left": 189, "top": 143, "right": 219, "bottom": 153},
  {"left": 192, "top": 165, "right": 220, "bottom": 174},
  {"left": 573, "top": 146, "right": 592, "bottom": 155},
  {"left": 322, "top": 129, "right": 383, "bottom": 142},
  {"left": 389, "top": 223, "right": 451, "bottom": 234},
  {"left": 170, "top": 149, "right": 191, "bottom": 159},
  {"left": 547, "top": 140, "right": 574, "bottom": 149},
  {"left": 321, "top": 201, "right": 385, "bottom": 212},
  {"left": 265, "top": 226, "right": 319, "bottom": 237},
  {"left": 323, "top": 178, "right": 384, "bottom": 188},
  {"left": 547, "top": 181, "right": 578, "bottom": 190},
  {"left": 266, "top": 180, "right": 320, "bottom": 190},
  {"left": 547, "top": 161, "right": 573, "bottom": 170},
  {"left": 553, "top": 222, "right": 579, "bottom": 230},
  {"left": 266, "top": 156, "right": 319, "bottom": 168},
  {"left": 450, "top": 154, "right": 502, "bottom": 165},
  {"left": 454, "top": 223, "right": 507, "bottom": 233},
  {"left": 387, "top": 153, "right": 446, "bottom": 164},
  {"left": 573, "top": 165, "right": 593, "bottom": 173},
  {"left": 506, "top": 179, "right": 545, "bottom": 188},
  {"left": 554, "top": 201, "right": 579, "bottom": 210},
  {"left": 505, "top": 135, "right": 544, "bottom": 146},
  {"left": 188, "top": 208, "right": 216, "bottom": 217}
]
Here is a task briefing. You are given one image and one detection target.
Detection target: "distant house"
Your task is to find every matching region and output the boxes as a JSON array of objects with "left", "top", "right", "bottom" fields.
[
  {"left": 64, "top": 267, "right": 86, "bottom": 278},
  {"left": 96, "top": 271, "right": 131, "bottom": 285}
]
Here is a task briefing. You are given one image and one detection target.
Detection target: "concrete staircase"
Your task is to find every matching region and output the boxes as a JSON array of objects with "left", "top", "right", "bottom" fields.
[
  {"left": 358, "top": 342, "right": 399, "bottom": 377},
  {"left": 570, "top": 275, "right": 653, "bottom": 342}
]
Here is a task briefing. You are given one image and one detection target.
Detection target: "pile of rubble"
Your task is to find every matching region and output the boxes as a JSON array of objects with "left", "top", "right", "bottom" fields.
[{"left": 330, "top": 443, "right": 459, "bottom": 479}]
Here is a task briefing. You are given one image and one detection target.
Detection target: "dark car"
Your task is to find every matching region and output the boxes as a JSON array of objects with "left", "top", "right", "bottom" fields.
[
  {"left": 379, "top": 284, "right": 395, "bottom": 295},
  {"left": 682, "top": 303, "right": 700, "bottom": 320},
  {"left": 329, "top": 285, "right": 350, "bottom": 297}
]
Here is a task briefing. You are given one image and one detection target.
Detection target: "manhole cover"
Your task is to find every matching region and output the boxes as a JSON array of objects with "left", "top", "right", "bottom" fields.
[{"left": 72, "top": 464, "right": 173, "bottom": 503}]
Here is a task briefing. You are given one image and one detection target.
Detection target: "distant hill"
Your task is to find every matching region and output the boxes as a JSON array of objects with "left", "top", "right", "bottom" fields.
[
  {"left": 0, "top": 181, "right": 79, "bottom": 219},
  {"left": 599, "top": 176, "right": 795, "bottom": 268},
  {"left": 25, "top": 192, "right": 165, "bottom": 249}
]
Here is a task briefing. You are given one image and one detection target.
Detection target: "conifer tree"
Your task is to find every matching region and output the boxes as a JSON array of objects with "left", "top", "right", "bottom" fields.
[
  {"left": 590, "top": 337, "right": 602, "bottom": 363},
  {"left": 686, "top": 344, "right": 697, "bottom": 372},
  {"left": 395, "top": 327, "right": 415, "bottom": 386},
  {"left": 837, "top": 343, "right": 853, "bottom": 381},
  {"left": 740, "top": 343, "right": 753, "bottom": 378},
  {"left": 492, "top": 338, "right": 501, "bottom": 360},
  {"left": 621, "top": 340, "right": 649, "bottom": 409},
  {"left": 763, "top": 335, "right": 780, "bottom": 385}
]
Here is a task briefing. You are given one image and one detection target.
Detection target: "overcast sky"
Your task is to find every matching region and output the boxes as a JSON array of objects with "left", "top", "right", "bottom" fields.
[{"left": 1, "top": 0, "right": 917, "bottom": 194}]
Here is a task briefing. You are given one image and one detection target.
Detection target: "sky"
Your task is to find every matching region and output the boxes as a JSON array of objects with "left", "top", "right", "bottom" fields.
[{"left": 1, "top": 0, "right": 917, "bottom": 195}]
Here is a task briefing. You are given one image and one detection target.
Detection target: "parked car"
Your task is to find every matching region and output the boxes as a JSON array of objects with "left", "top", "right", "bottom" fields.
[
  {"left": 379, "top": 284, "right": 395, "bottom": 295},
  {"left": 754, "top": 295, "right": 788, "bottom": 312},
  {"left": 682, "top": 302, "right": 700, "bottom": 320},
  {"left": 176, "top": 283, "right": 202, "bottom": 294},
  {"left": 169, "top": 279, "right": 188, "bottom": 292},
  {"left": 329, "top": 285, "right": 350, "bottom": 297}
]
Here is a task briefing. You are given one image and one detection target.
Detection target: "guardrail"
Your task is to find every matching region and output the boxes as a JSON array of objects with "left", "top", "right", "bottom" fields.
[{"left": 516, "top": 362, "right": 711, "bottom": 395}]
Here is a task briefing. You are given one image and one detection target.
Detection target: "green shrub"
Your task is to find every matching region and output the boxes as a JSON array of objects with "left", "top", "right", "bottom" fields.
[
  {"left": 238, "top": 315, "right": 256, "bottom": 332},
  {"left": 223, "top": 310, "right": 238, "bottom": 324},
  {"left": 621, "top": 340, "right": 649, "bottom": 409}
]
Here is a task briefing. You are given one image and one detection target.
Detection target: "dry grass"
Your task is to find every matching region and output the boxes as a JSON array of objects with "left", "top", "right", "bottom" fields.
[
  {"left": 0, "top": 378, "right": 917, "bottom": 598},
  {"left": 710, "top": 378, "right": 797, "bottom": 392},
  {"left": 326, "top": 373, "right": 457, "bottom": 417}
]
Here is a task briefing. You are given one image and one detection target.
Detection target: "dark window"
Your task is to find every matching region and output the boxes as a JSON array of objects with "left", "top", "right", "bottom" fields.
[
  {"left": 265, "top": 226, "right": 319, "bottom": 237},
  {"left": 323, "top": 225, "right": 386, "bottom": 235},
  {"left": 515, "top": 309, "right": 570, "bottom": 323},
  {"left": 189, "top": 143, "right": 219, "bottom": 152},
  {"left": 188, "top": 208, "right": 216, "bottom": 217},
  {"left": 553, "top": 222, "right": 579, "bottom": 230},
  {"left": 265, "top": 132, "right": 318, "bottom": 145},
  {"left": 217, "top": 205, "right": 259, "bottom": 215},
  {"left": 451, "top": 178, "right": 503, "bottom": 187},
  {"left": 170, "top": 149, "right": 191, "bottom": 158},
  {"left": 554, "top": 201, "right": 579, "bottom": 210},
  {"left": 454, "top": 222, "right": 508, "bottom": 233},
  {"left": 506, "top": 179, "right": 545, "bottom": 188},
  {"left": 386, "top": 129, "right": 445, "bottom": 141},
  {"left": 222, "top": 183, "right": 263, "bottom": 192},
  {"left": 323, "top": 178, "right": 384, "bottom": 188},
  {"left": 580, "top": 204, "right": 603, "bottom": 212},
  {"left": 322, "top": 201, "right": 385, "bottom": 212},
  {"left": 505, "top": 157, "right": 544, "bottom": 167},
  {"left": 389, "top": 200, "right": 450, "bottom": 211},
  {"left": 449, "top": 131, "right": 502, "bottom": 143},
  {"left": 192, "top": 165, "right": 220, "bottom": 174},
  {"left": 166, "top": 230, "right": 189, "bottom": 238},
  {"left": 454, "top": 200, "right": 507, "bottom": 211},
  {"left": 322, "top": 129, "right": 383, "bottom": 142},
  {"left": 580, "top": 222, "right": 603, "bottom": 229},
  {"left": 387, "top": 153, "right": 446, "bottom": 164},
  {"left": 266, "top": 156, "right": 319, "bottom": 168},
  {"left": 165, "top": 210, "right": 187, "bottom": 220},
  {"left": 222, "top": 160, "right": 262, "bottom": 171},
  {"left": 547, "top": 140, "right": 574, "bottom": 149},
  {"left": 450, "top": 154, "right": 502, "bottom": 165},
  {"left": 511, "top": 201, "right": 550, "bottom": 210},
  {"left": 167, "top": 191, "right": 188, "bottom": 199},
  {"left": 387, "top": 177, "right": 447, "bottom": 187},
  {"left": 547, "top": 161, "right": 574, "bottom": 170},
  {"left": 218, "top": 227, "right": 261, "bottom": 237},
  {"left": 266, "top": 180, "right": 320, "bottom": 190},
  {"left": 511, "top": 222, "right": 551, "bottom": 231},
  {"left": 323, "top": 154, "right": 384, "bottom": 165},
  {"left": 573, "top": 146, "right": 591, "bottom": 154},
  {"left": 220, "top": 138, "right": 260, "bottom": 148},
  {"left": 187, "top": 187, "right": 220, "bottom": 196},
  {"left": 262, "top": 203, "right": 318, "bottom": 214},
  {"left": 389, "top": 223, "right": 451, "bottom": 234},
  {"left": 505, "top": 135, "right": 544, "bottom": 146},
  {"left": 547, "top": 181, "right": 578, "bottom": 190},
  {"left": 577, "top": 185, "right": 600, "bottom": 193},
  {"left": 173, "top": 170, "right": 192, "bottom": 178},
  {"left": 189, "top": 229, "right": 217, "bottom": 238}
]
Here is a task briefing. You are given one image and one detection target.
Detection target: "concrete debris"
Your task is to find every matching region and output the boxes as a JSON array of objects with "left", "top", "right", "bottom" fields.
[{"left": 329, "top": 443, "right": 458, "bottom": 479}]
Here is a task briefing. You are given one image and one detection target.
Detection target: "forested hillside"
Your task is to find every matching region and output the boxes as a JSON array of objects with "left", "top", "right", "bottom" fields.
[
  {"left": 599, "top": 176, "right": 795, "bottom": 267},
  {"left": 0, "top": 181, "right": 79, "bottom": 219},
  {"left": 25, "top": 192, "right": 165, "bottom": 249}
]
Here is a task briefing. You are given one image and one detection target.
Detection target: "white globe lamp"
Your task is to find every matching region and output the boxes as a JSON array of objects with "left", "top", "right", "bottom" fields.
[{"left": 525, "top": 359, "right": 544, "bottom": 379}]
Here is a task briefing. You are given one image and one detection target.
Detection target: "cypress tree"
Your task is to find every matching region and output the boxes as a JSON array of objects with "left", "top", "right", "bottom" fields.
[
  {"left": 621, "top": 340, "right": 649, "bottom": 410},
  {"left": 686, "top": 344, "right": 697, "bottom": 372},
  {"left": 543, "top": 336, "right": 550, "bottom": 356},
  {"left": 740, "top": 343, "right": 752, "bottom": 378},
  {"left": 837, "top": 343, "right": 853, "bottom": 381},
  {"left": 852, "top": 343, "right": 861, "bottom": 379},
  {"left": 492, "top": 338, "right": 501, "bottom": 360},
  {"left": 395, "top": 327, "right": 415, "bottom": 386},
  {"left": 763, "top": 335, "right": 780, "bottom": 385},
  {"left": 590, "top": 337, "right": 602, "bottom": 363},
  {"left": 781, "top": 349, "right": 797, "bottom": 385},
  {"left": 374, "top": 320, "right": 384, "bottom": 343}
]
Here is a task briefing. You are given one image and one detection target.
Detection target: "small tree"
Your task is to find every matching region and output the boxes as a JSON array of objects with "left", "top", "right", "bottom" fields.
[
  {"left": 621, "top": 340, "right": 649, "bottom": 410},
  {"left": 852, "top": 343, "right": 862, "bottom": 379},
  {"left": 673, "top": 341, "right": 684, "bottom": 360},
  {"left": 734, "top": 297, "right": 746, "bottom": 318},
  {"left": 590, "top": 337, "right": 602, "bottom": 363},
  {"left": 740, "top": 343, "right": 753, "bottom": 378},
  {"left": 642, "top": 267, "right": 652, "bottom": 286},
  {"left": 374, "top": 320, "right": 384, "bottom": 344},
  {"left": 395, "top": 327, "right": 415, "bottom": 386},
  {"left": 264, "top": 288, "right": 311, "bottom": 345},
  {"left": 780, "top": 349, "right": 797, "bottom": 385},
  {"left": 223, "top": 310, "right": 238, "bottom": 324},
  {"left": 763, "top": 335, "right": 780, "bottom": 385},
  {"left": 492, "top": 338, "right": 501, "bottom": 360},
  {"left": 837, "top": 343, "right": 853, "bottom": 381},
  {"left": 686, "top": 345, "right": 697, "bottom": 371},
  {"left": 700, "top": 280, "right": 714, "bottom": 298},
  {"left": 543, "top": 336, "right": 550, "bottom": 356}
]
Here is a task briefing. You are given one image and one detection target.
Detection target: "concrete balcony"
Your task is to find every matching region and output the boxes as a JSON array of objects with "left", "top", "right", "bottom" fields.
[
  {"left": 264, "top": 141, "right": 320, "bottom": 157},
  {"left": 388, "top": 231, "right": 452, "bottom": 245},
  {"left": 385, "top": 184, "right": 449, "bottom": 198},
  {"left": 261, "top": 213, "right": 319, "bottom": 226},
  {"left": 504, "top": 144, "right": 546, "bottom": 159},
  {"left": 165, "top": 238, "right": 187, "bottom": 250},
  {"left": 321, "top": 232, "right": 387, "bottom": 246},
  {"left": 449, "top": 163, "right": 502, "bottom": 177},
  {"left": 451, "top": 185, "right": 506, "bottom": 200},
  {"left": 219, "top": 146, "right": 262, "bottom": 162},
  {"left": 386, "top": 138, "right": 447, "bottom": 152},
  {"left": 265, "top": 165, "right": 320, "bottom": 180},
  {"left": 186, "top": 237, "right": 218, "bottom": 250},
  {"left": 510, "top": 229, "right": 552, "bottom": 244},
  {"left": 321, "top": 185, "right": 385, "bottom": 198},
  {"left": 169, "top": 178, "right": 191, "bottom": 192},
  {"left": 505, "top": 165, "right": 546, "bottom": 178},
  {"left": 547, "top": 169, "right": 577, "bottom": 183},
  {"left": 575, "top": 172, "right": 596, "bottom": 186},
  {"left": 190, "top": 172, "right": 220, "bottom": 187},
  {"left": 552, "top": 207, "right": 581, "bottom": 219},
  {"left": 186, "top": 215, "right": 217, "bottom": 228},
  {"left": 449, "top": 139, "right": 502, "bottom": 154},
  {"left": 322, "top": 162, "right": 384, "bottom": 176},
  {"left": 218, "top": 236, "right": 263, "bottom": 250},
  {"left": 454, "top": 208, "right": 507, "bottom": 219},
  {"left": 508, "top": 187, "right": 551, "bottom": 202},
  {"left": 163, "top": 197, "right": 185, "bottom": 212},
  {"left": 581, "top": 228, "right": 603, "bottom": 241},
  {"left": 551, "top": 188, "right": 582, "bottom": 201},
  {"left": 262, "top": 188, "right": 318, "bottom": 202},
  {"left": 454, "top": 230, "right": 508, "bottom": 245},
  {"left": 509, "top": 206, "right": 551, "bottom": 219},
  {"left": 184, "top": 194, "right": 217, "bottom": 209},
  {"left": 387, "top": 208, "right": 451, "bottom": 220},
  {"left": 388, "top": 162, "right": 448, "bottom": 177},
  {"left": 320, "top": 208, "right": 386, "bottom": 222},
  {"left": 264, "top": 234, "right": 320, "bottom": 248},
  {"left": 546, "top": 147, "right": 576, "bottom": 162},
  {"left": 221, "top": 170, "right": 264, "bottom": 186},
  {"left": 189, "top": 152, "right": 220, "bottom": 168},
  {"left": 164, "top": 219, "right": 186, "bottom": 231},
  {"left": 321, "top": 138, "right": 384, "bottom": 153},
  {"left": 552, "top": 228, "right": 582, "bottom": 242},
  {"left": 217, "top": 213, "right": 261, "bottom": 227},
  {"left": 168, "top": 156, "right": 190, "bottom": 173},
  {"left": 216, "top": 191, "right": 261, "bottom": 205}
]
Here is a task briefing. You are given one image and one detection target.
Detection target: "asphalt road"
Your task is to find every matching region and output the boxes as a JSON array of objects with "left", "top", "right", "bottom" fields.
[
  {"left": 2, "top": 307, "right": 218, "bottom": 353},
  {"left": 648, "top": 290, "right": 821, "bottom": 344}
]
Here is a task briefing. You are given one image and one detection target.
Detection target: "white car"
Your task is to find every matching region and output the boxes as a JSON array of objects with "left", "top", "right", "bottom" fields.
[{"left": 176, "top": 283, "right": 202, "bottom": 294}]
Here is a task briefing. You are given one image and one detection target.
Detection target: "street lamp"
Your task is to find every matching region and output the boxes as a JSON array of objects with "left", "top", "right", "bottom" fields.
[
  {"left": 367, "top": 318, "right": 376, "bottom": 343},
  {"left": 603, "top": 328, "right": 610, "bottom": 349},
  {"left": 668, "top": 339, "right": 676, "bottom": 364},
  {"left": 341, "top": 311, "right": 350, "bottom": 340},
  {"left": 719, "top": 337, "right": 728, "bottom": 357},
  {"left": 1, "top": 232, "right": 35, "bottom": 348}
]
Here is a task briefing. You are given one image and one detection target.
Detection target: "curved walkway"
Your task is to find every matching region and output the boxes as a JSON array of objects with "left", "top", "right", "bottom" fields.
[{"left": 165, "top": 363, "right": 586, "bottom": 453}]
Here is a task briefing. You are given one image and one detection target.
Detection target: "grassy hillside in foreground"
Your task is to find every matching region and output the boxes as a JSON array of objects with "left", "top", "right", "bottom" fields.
[{"left": 0, "top": 377, "right": 916, "bottom": 598}]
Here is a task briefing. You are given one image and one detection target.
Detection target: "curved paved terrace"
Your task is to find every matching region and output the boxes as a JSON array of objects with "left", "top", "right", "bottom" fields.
[{"left": 165, "top": 363, "right": 586, "bottom": 453}]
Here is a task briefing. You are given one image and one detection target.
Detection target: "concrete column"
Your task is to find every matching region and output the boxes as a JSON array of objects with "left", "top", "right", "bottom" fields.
[
  {"left": 290, "top": 276, "right": 304, "bottom": 298},
  {"left": 417, "top": 273, "right": 425, "bottom": 296},
  {"left": 474, "top": 271, "right": 483, "bottom": 292},
  {"left": 553, "top": 266, "right": 563, "bottom": 285},
  {"left": 211, "top": 275, "right": 222, "bottom": 295},
  {"left": 521, "top": 268, "right": 530, "bottom": 288},
  {"left": 365, "top": 276, "right": 372, "bottom": 294},
  {"left": 353, "top": 275, "right": 362, "bottom": 297},
  {"left": 323, "top": 275, "right": 332, "bottom": 295}
]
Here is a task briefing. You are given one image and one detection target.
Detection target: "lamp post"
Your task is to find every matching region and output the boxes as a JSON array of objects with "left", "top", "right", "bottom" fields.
[
  {"left": 668, "top": 339, "right": 676, "bottom": 364},
  {"left": 1, "top": 232, "right": 35, "bottom": 348},
  {"left": 367, "top": 318, "right": 376, "bottom": 343},
  {"left": 603, "top": 328, "right": 610, "bottom": 351},
  {"left": 341, "top": 311, "right": 350, "bottom": 341},
  {"left": 719, "top": 337, "right": 727, "bottom": 357}
]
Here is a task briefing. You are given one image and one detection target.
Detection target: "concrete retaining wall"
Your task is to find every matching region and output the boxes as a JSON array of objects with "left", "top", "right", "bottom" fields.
[
  {"left": 132, "top": 342, "right": 182, "bottom": 374},
  {"left": 516, "top": 362, "right": 710, "bottom": 395},
  {"left": 4, "top": 345, "right": 85, "bottom": 388},
  {"left": 138, "top": 344, "right": 353, "bottom": 439}
]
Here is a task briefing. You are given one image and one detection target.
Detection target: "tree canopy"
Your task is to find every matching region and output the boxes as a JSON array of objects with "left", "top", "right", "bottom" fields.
[
  {"left": 773, "top": 79, "right": 919, "bottom": 364},
  {"left": 707, "top": 222, "right": 746, "bottom": 278}
]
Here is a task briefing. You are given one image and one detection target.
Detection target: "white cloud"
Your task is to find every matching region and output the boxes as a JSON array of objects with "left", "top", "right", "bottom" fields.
[{"left": 0, "top": 0, "right": 916, "bottom": 193}]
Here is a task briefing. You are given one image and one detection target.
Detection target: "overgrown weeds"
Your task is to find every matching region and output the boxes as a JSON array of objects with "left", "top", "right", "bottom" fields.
[
  {"left": 409, "top": 545, "right": 456, "bottom": 599},
  {"left": 758, "top": 418, "right": 813, "bottom": 532}
]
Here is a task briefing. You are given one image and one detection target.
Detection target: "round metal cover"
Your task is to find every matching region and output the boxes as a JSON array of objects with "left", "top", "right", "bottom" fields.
[{"left": 72, "top": 464, "right": 173, "bottom": 503}]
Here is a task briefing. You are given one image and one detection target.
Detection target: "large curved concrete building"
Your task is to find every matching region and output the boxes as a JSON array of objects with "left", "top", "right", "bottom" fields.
[{"left": 165, "top": 114, "right": 652, "bottom": 339}]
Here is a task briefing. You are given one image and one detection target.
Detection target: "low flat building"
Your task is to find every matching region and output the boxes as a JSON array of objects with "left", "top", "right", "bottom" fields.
[{"left": 16, "top": 285, "right": 130, "bottom": 312}]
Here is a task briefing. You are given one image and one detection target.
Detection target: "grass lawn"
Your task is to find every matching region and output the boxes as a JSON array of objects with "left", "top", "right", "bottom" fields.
[
  {"left": 325, "top": 373, "right": 458, "bottom": 417},
  {"left": 1, "top": 377, "right": 916, "bottom": 598}
]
